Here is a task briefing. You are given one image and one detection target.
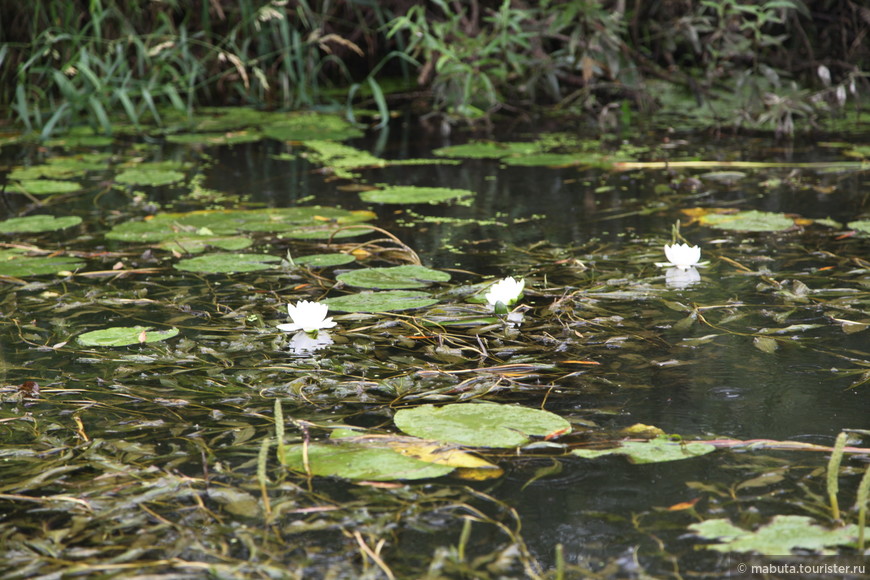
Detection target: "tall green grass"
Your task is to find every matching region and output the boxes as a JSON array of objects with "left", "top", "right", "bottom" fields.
[
  {"left": 3, "top": 0, "right": 867, "bottom": 137},
  {"left": 6, "top": 0, "right": 395, "bottom": 138}
]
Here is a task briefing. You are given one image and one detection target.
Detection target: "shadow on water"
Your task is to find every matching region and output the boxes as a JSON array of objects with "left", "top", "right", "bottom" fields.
[{"left": 1, "top": 110, "right": 870, "bottom": 577}]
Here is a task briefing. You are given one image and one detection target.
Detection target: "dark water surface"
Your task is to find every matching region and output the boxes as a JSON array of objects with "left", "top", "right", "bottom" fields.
[
  {"left": 207, "top": 118, "right": 870, "bottom": 572},
  {"left": 2, "top": 112, "right": 869, "bottom": 578}
]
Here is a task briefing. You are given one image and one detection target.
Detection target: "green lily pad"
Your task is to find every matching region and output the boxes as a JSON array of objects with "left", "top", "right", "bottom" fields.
[
  {"left": 302, "top": 140, "right": 385, "bottom": 174},
  {"left": 394, "top": 402, "right": 571, "bottom": 448},
  {"left": 0, "top": 215, "right": 82, "bottom": 234},
  {"left": 106, "top": 207, "right": 376, "bottom": 243},
  {"left": 359, "top": 186, "right": 474, "bottom": 205},
  {"left": 165, "top": 131, "right": 262, "bottom": 145},
  {"left": 114, "top": 168, "right": 186, "bottom": 186},
  {"left": 849, "top": 220, "right": 870, "bottom": 235},
  {"left": 78, "top": 326, "right": 180, "bottom": 347},
  {"left": 10, "top": 154, "right": 108, "bottom": 180},
  {"left": 174, "top": 253, "right": 282, "bottom": 273},
  {"left": 192, "top": 107, "right": 284, "bottom": 132},
  {"left": 698, "top": 210, "right": 797, "bottom": 232},
  {"left": 283, "top": 440, "right": 454, "bottom": 481},
  {"left": 336, "top": 265, "right": 451, "bottom": 289},
  {"left": 158, "top": 235, "right": 253, "bottom": 254},
  {"left": 321, "top": 290, "right": 439, "bottom": 313},
  {"left": 263, "top": 112, "right": 364, "bottom": 142},
  {"left": 688, "top": 515, "right": 859, "bottom": 555},
  {"left": 572, "top": 436, "right": 715, "bottom": 463},
  {"left": 699, "top": 171, "right": 747, "bottom": 183},
  {"left": 45, "top": 128, "right": 114, "bottom": 148},
  {"left": 500, "top": 153, "right": 583, "bottom": 167},
  {"left": 276, "top": 225, "right": 373, "bottom": 240},
  {"left": 294, "top": 253, "right": 356, "bottom": 268},
  {"left": 10, "top": 179, "right": 84, "bottom": 196},
  {"left": 432, "top": 141, "right": 541, "bottom": 159},
  {"left": 0, "top": 249, "right": 85, "bottom": 276}
]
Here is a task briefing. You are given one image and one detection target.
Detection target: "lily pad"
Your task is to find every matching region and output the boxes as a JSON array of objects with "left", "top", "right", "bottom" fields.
[
  {"left": 432, "top": 141, "right": 541, "bottom": 159},
  {"left": 849, "top": 220, "right": 870, "bottom": 235},
  {"left": 165, "top": 131, "right": 262, "bottom": 146},
  {"left": 294, "top": 253, "right": 356, "bottom": 268},
  {"left": 302, "top": 140, "right": 385, "bottom": 173},
  {"left": 336, "top": 265, "right": 451, "bottom": 289},
  {"left": 158, "top": 235, "right": 253, "bottom": 254},
  {"left": 0, "top": 249, "right": 85, "bottom": 276},
  {"left": 263, "top": 112, "right": 364, "bottom": 142},
  {"left": 572, "top": 436, "right": 716, "bottom": 463},
  {"left": 394, "top": 402, "right": 572, "bottom": 448},
  {"left": 359, "top": 186, "right": 474, "bottom": 205},
  {"left": 688, "top": 515, "right": 859, "bottom": 555},
  {"left": 174, "top": 253, "right": 282, "bottom": 273},
  {"left": 78, "top": 326, "right": 180, "bottom": 347},
  {"left": 698, "top": 210, "right": 796, "bottom": 232},
  {"left": 192, "top": 107, "right": 284, "bottom": 132},
  {"left": 283, "top": 440, "right": 454, "bottom": 481},
  {"left": 0, "top": 215, "right": 82, "bottom": 234},
  {"left": 321, "top": 290, "right": 439, "bottom": 312},
  {"left": 106, "top": 207, "right": 376, "bottom": 243},
  {"left": 10, "top": 154, "right": 107, "bottom": 180},
  {"left": 10, "top": 179, "right": 84, "bottom": 196},
  {"left": 114, "top": 168, "right": 186, "bottom": 187},
  {"left": 500, "top": 153, "right": 583, "bottom": 167}
]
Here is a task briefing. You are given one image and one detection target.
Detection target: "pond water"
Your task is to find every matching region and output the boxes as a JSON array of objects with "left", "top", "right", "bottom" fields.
[{"left": 1, "top": 109, "right": 869, "bottom": 578}]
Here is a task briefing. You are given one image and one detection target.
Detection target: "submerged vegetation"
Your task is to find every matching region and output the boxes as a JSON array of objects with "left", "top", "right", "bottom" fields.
[
  {"left": 1, "top": 106, "right": 870, "bottom": 575},
  {"left": 2, "top": 0, "right": 869, "bottom": 137}
]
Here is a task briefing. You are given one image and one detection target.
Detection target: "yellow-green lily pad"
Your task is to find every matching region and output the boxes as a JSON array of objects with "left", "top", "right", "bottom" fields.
[
  {"left": 359, "top": 186, "right": 474, "bottom": 204},
  {"left": 78, "top": 325, "right": 180, "bottom": 347},
  {"left": 432, "top": 141, "right": 542, "bottom": 159},
  {"left": 698, "top": 210, "right": 797, "bottom": 232},
  {"left": 394, "top": 402, "right": 571, "bottom": 448}
]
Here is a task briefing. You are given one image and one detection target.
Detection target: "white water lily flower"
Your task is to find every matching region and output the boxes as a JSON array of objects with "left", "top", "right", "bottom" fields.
[
  {"left": 484, "top": 276, "right": 525, "bottom": 307},
  {"left": 663, "top": 243, "right": 701, "bottom": 270},
  {"left": 277, "top": 300, "right": 337, "bottom": 333}
]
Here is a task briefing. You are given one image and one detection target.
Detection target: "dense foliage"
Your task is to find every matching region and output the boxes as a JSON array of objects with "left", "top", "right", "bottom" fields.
[{"left": 2, "top": 0, "right": 867, "bottom": 136}]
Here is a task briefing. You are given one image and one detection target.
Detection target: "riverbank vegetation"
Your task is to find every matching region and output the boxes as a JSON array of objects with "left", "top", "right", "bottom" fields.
[{"left": 2, "top": 0, "right": 868, "bottom": 137}]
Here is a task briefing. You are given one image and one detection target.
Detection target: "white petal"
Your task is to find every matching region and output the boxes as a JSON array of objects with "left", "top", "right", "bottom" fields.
[
  {"left": 664, "top": 243, "right": 701, "bottom": 269},
  {"left": 485, "top": 277, "right": 524, "bottom": 306},
  {"left": 284, "top": 300, "right": 337, "bottom": 332}
]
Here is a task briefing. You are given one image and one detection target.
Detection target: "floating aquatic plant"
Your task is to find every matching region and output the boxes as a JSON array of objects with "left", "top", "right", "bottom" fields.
[
  {"left": 277, "top": 301, "right": 337, "bottom": 333},
  {"left": 661, "top": 243, "right": 701, "bottom": 270},
  {"left": 484, "top": 276, "right": 525, "bottom": 311}
]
